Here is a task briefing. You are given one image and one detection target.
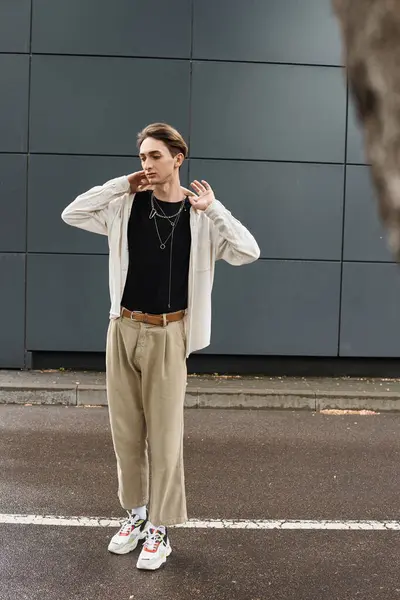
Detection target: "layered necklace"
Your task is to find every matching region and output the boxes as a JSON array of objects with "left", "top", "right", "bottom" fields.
[
  {"left": 149, "top": 192, "right": 186, "bottom": 249},
  {"left": 149, "top": 192, "right": 187, "bottom": 309}
]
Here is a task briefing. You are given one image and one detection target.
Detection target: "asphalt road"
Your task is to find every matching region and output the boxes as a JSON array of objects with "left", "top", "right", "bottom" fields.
[{"left": 1, "top": 405, "right": 400, "bottom": 600}]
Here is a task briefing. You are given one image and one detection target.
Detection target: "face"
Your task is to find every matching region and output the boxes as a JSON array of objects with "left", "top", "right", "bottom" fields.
[{"left": 139, "top": 137, "right": 183, "bottom": 185}]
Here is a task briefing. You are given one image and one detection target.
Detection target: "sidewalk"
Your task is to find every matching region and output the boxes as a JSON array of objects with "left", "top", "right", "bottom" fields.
[{"left": 1, "top": 369, "right": 400, "bottom": 411}]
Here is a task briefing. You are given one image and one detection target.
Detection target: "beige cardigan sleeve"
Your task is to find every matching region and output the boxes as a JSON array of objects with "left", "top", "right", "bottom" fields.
[
  {"left": 205, "top": 199, "right": 260, "bottom": 265},
  {"left": 61, "top": 176, "right": 130, "bottom": 236}
]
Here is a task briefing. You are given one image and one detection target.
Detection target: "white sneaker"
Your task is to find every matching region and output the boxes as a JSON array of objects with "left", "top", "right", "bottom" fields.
[
  {"left": 136, "top": 527, "right": 172, "bottom": 570},
  {"left": 108, "top": 511, "right": 149, "bottom": 555}
]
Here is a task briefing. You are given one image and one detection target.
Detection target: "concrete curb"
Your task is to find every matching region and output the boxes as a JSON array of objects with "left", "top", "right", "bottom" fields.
[{"left": 1, "top": 382, "right": 400, "bottom": 411}]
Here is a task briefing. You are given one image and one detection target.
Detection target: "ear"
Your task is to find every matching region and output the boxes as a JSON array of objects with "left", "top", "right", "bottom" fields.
[{"left": 175, "top": 153, "right": 184, "bottom": 168}]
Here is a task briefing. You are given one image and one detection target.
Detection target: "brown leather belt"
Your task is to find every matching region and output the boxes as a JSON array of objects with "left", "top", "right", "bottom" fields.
[{"left": 121, "top": 307, "right": 185, "bottom": 327}]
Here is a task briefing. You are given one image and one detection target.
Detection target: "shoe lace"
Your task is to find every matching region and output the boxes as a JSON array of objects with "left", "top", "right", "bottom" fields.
[
  {"left": 120, "top": 512, "right": 141, "bottom": 535},
  {"left": 144, "top": 528, "right": 164, "bottom": 551}
]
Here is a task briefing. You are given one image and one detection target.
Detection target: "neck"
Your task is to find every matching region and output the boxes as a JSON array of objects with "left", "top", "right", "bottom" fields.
[{"left": 152, "top": 177, "right": 184, "bottom": 203}]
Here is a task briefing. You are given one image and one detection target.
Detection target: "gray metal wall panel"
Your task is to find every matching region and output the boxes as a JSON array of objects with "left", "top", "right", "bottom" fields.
[
  {"left": 193, "top": 0, "right": 342, "bottom": 66},
  {"left": 340, "top": 263, "right": 400, "bottom": 357},
  {"left": 29, "top": 55, "right": 190, "bottom": 154},
  {"left": 0, "top": 54, "right": 30, "bottom": 152},
  {"left": 0, "top": 155, "right": 27, "bottom": 252},
  {"left": 204, "top": 260, "right": 341, "bottom": 356},
  {"left": 32, "top": 0, "right": 191, "bottom": 58},
  {"left": 26, "top": 254, "right": 109, "bottom": 351},
  {"left": 0, "top": 0, "right": 31, "bottom": 53},
  {"left": 28, "top": 155, "right": 132, "bottom": 254},
  {"left": 28, "top": 155, "right": 190, "bottom": 253},
  {"left": 343, "top": 166, "right": 392, "bottom": 262},
  {"left": 190, "top": 62, "right": 346, "bottom": 162},
  {"left": 190, "top": 160, "right": 344, "bottom": 260},
  {"left": 347, "top": 100, "right": 367, "bottom": 164},
  {"left": 0, "top": 254, "right": 25, "bottom": 367}
]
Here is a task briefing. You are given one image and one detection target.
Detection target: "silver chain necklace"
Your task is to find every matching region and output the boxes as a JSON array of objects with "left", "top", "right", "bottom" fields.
[
  {"left": 149, "top": 193, "right": 186, "bottom": 249},
  {"left": 148, "top": 192, "right": 187, "bottom": 309},
  {"left": 153, "top": 206, "right": 183, "bottom": 249},
  {"left": 149, "top": 193, "right": 185, "bottom": 222}
]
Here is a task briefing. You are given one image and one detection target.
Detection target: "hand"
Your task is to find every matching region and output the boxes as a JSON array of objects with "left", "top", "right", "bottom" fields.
[
  {"left": 127, "top": 170, "right": 153, "bottom": 194},
  {"left": 181, "top": 180, "right": 215, "bottom": 211}
]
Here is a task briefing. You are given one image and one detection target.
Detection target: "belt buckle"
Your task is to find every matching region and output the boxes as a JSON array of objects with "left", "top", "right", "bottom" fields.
[{"left": 129, "top": 310, "right": 142, "bottom": 322}]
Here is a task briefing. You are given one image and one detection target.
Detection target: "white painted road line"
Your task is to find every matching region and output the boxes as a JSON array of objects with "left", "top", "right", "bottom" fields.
[{"left": 0, "top": 514, "right": 400, "bottom": 530}]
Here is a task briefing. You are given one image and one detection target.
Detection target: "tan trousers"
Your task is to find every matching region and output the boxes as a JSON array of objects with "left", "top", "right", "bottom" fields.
[{"left": 106, "top": 314, "right": 188, "bottom": 527}]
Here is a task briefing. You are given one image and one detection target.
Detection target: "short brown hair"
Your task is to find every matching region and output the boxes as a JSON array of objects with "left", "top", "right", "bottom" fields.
[{"left": 137, "top": 122, "right": 188, "bottom": 158}]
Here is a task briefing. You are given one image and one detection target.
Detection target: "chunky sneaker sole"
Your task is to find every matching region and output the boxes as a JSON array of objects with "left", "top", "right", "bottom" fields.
[
  {"left": 136, "top": 543, "right": 172, "bottom": 570},
  {"left": 136, "top": 527, "right": 172, "bottom": 570},
  {"left": 108, "top": 514, "right": 149, "bottom": 555}
]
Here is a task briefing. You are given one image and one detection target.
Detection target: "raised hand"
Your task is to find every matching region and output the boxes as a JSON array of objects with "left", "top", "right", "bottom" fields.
[
  {"left": 181, "top": 180, "right": 215, "bottom": 211},
  {"left": 127, "top": 170, "right": 153, "bottom": 194}
]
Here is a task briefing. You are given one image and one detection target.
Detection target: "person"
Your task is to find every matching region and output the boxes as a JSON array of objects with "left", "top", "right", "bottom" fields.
[{"left": 61, "top": 122, "right": 260, "bottom": 570}]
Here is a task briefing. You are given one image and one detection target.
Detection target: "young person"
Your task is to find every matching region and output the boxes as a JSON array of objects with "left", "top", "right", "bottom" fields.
[{"left": 62, "top": 122, "right": 260, "bottom": 570}]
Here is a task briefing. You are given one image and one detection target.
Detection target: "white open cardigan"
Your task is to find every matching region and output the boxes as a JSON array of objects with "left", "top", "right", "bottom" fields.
[{"left": 61, "top": 176, "right": 260, "bottom": 357}]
